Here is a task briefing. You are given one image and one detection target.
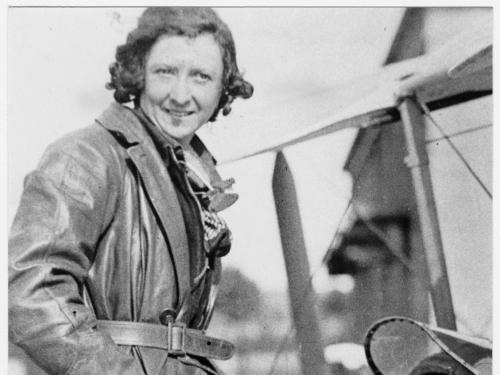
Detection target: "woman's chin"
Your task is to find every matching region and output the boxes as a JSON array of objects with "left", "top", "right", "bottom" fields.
[{"left": 158, "top": 120, "right": 204, "bottom": 143}]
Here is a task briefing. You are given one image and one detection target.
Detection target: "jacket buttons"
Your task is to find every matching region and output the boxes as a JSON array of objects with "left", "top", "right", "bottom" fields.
[{"left": 159, "top": 308, "right": 177, "bottom": 326}]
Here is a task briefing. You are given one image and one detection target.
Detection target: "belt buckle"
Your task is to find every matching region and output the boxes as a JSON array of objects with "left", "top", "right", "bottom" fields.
[{"left": 167, "top": 322, "right": 186, "bottom": 356}]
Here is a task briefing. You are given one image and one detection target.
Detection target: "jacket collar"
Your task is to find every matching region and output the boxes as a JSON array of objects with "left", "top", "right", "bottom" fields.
[
  {"left": 96, "top": 102, "right": 218, "bottom": 166},
  {"left": 96, "top": 102, "right": 149, "bottom": 146}
]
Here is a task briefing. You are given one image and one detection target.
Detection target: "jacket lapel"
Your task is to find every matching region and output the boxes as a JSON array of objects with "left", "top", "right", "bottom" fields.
[{"left": 96, "top": 103, "right": 191, "bottom": 305}]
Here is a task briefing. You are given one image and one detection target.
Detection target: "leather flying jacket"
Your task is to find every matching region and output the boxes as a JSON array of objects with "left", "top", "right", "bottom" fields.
[{"left": 9, "top": 102, "right": 230, "bottom": 375}]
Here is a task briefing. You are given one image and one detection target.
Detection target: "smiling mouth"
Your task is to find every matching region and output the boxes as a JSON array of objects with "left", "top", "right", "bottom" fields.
[{"left": 166, "top": 109, "right": 194, "bottom": 118}]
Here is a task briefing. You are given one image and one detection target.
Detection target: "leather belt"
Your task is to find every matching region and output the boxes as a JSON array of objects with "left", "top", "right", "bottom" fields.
[{"left": 97, "top": 320, "right": 234, "bottom": 360}]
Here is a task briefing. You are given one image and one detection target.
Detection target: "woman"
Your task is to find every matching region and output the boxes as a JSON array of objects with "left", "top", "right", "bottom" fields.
[{"left": 9, "top": 7, "right": 253, "bottom": 375}]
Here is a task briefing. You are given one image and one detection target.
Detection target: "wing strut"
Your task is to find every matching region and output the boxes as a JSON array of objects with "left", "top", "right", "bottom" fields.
[
  {"left": 399, "top": 96, "right": 456, "bottom": 330},
  {"left": 272, "top": 151, "right": 328, "bottom": 375}
]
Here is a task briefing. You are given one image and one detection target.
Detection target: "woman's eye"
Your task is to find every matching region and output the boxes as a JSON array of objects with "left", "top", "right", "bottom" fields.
[{"left": 193, "top": 72, "right": 211, "bottom": 82}]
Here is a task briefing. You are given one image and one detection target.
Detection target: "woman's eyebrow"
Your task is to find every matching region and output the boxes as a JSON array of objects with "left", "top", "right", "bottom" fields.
[
  {"left": 191, "top": 65, "right": 221, "bottom": 76},
  {"left": 191, "top": 67, "right": 211, "bottom": 75}
]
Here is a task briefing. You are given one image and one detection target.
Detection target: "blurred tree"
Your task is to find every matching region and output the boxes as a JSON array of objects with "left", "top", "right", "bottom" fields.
[
  {"left": 319, "top": 290, "right": 349, "bottom": 315},
  {"left": 215, "top": 267, "right": 261, "bottom": 321}
]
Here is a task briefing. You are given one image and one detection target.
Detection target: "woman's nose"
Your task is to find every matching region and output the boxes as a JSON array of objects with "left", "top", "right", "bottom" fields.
[{"left": 169, "top": 77, "right": 191, "bottom": 107}]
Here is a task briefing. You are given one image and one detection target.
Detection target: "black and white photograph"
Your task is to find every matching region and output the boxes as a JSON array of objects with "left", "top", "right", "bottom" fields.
[{"left": 6, "top": 5, "right": 494, "bottom": 375}]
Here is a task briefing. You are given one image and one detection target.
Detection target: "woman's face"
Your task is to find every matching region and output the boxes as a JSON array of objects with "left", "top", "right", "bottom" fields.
[{"left": 140, "top": 33, "right": 224, "bottom": 147}]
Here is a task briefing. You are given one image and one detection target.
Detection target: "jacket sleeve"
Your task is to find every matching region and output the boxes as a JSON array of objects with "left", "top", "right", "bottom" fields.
[{"left": 8, "top": 133, "right": 144, "bottom": 375}]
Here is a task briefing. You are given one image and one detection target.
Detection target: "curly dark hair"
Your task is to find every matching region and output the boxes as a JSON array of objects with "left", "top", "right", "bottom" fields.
[{"left": 106, "top": 7, "right": 254, "bottom": 122}]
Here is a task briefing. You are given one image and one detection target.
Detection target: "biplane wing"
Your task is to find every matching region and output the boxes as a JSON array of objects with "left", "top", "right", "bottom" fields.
[{"left": 207, "top": 20, "right": 491, "bottom": 164}]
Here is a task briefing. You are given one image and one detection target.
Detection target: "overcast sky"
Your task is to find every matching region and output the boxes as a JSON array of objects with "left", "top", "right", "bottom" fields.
[{"left": 7, "top": 7, "right": 404, "bottom": 292}]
